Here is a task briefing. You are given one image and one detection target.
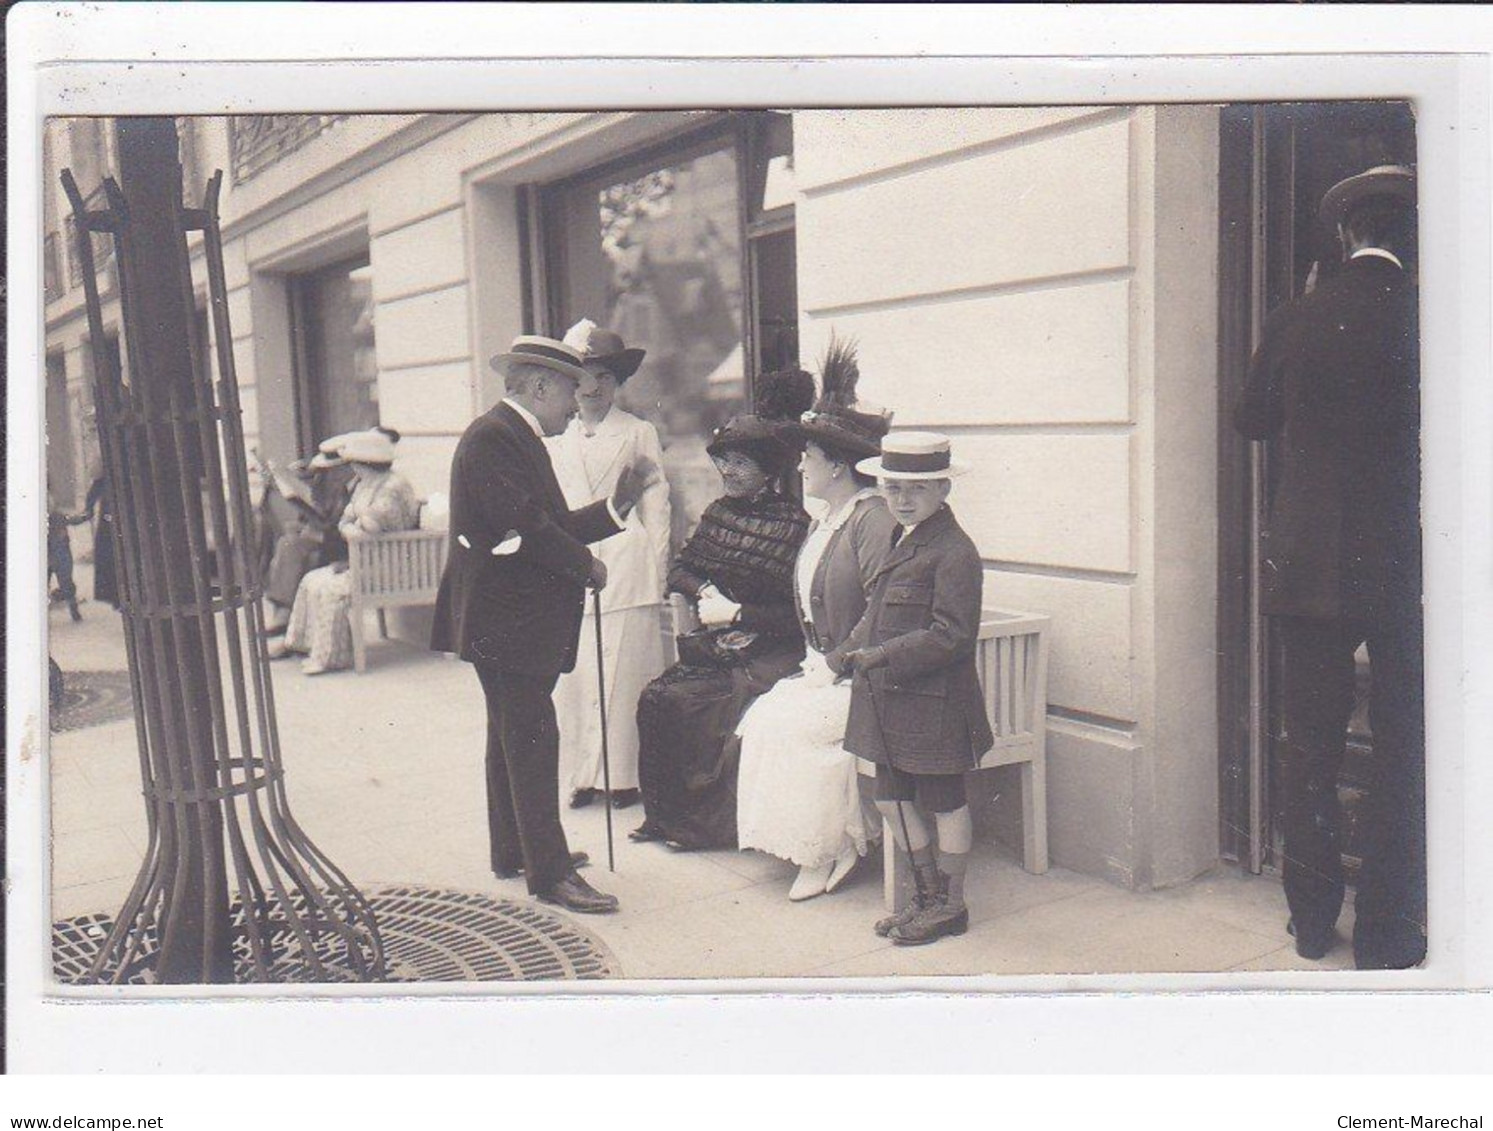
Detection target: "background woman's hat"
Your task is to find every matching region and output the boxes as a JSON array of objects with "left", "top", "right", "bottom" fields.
[
  {"left": 856, "top": 431, "right": 969, "bottom": 480},
  {"left": 308, "top": 431, "right": 353, "bottom": 469},
  {"left": 491, "top": 335, "right": 590, "bottom": 384},
  {"left": 563, "top": 319, "right": 646, "bottom": 381},
  {"left": 1319, "top": 164, "right": 1416, "bottom": 223},
  {"left": 339, "top": 429, "right": 397, "bottom": 466}
]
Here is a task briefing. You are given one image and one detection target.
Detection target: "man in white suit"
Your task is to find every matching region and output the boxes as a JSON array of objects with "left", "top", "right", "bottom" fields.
[{"left": 548, "top": 320, "right": 673, "bottom": 810}]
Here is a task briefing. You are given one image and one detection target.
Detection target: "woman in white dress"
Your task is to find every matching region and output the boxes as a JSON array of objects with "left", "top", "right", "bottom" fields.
[
  {"left": 548, "top": 320, "right": 672, "bottom": 810},
  {"left": 735, "top": 339, "right": 897, "bottom": 901},
  {"left": 277, "top": 429, "right": 420, "bottom": 675}
]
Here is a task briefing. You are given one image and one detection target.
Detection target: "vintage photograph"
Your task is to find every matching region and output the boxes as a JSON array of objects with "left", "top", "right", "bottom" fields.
[{"left": 40, "top": 103, "right": 1425, "bottom": 986}]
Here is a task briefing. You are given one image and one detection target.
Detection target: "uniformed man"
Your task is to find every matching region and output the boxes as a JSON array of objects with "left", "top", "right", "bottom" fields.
[{"left": 1236, "top": 165, "right": 1424, "bottom": 969}]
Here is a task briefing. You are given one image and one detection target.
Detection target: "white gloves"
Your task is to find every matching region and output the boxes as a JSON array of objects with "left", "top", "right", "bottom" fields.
[
  {"left": 797, "top": 650, "right": 841, "bottom": 689},
  {"left": 696, "top": 585, "right": 742, "bottom": 628}
]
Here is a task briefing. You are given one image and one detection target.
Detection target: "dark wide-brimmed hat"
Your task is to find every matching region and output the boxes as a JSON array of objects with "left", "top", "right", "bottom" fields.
[
  {"left": 796, "top": 406, "right": 893, "bottom": 461},
  {"left": 490, "top": 335, "right": 590, "bottom": 385},
  {"left": 562, "top": 319, "right": 646, "bottom": 381},
  {"left": 706, "top": 368, "right": 816, "bottom": 474},
  {"left": 788, "top": 335, "right": 891, "bottom": 461},
  {"left": 1320, "top": 164, "right": 1416, "bottom": 224}
]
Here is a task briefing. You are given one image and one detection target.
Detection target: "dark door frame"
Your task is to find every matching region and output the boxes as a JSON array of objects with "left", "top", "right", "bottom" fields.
[{"left": 1216, "top": 105, "right": 1300, "bottom": 873}]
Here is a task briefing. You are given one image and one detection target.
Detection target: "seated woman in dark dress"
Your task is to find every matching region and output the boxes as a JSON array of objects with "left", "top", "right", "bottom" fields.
[{"left": 631, "top": 369, "right": 815, "bottom": 851}]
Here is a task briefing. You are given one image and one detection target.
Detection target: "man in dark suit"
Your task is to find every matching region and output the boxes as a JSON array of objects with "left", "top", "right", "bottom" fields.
[
  {"left": 432, "top": 335, "right": 651, "bottom": 914},
  {"left": 1237, "top": 165, "right": 1424, "bottom": 969}
]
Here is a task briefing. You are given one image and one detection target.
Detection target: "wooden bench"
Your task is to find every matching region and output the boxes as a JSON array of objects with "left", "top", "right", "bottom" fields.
[
  {"left": 863, "top": 608, "right": 1051, "bottom": 906},
  {"left": 346, "top": 528, "right": 450, "bottom": 672},
  {"left": 971, "top": 609, "right": 1051, "bottom": 873},
  {"left": 670, "top": 596, "right": 1051, "bottom": 886}
]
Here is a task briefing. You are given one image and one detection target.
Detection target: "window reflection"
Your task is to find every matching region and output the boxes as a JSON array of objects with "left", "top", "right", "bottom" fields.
[
  {"left": 293, "top": 257, "right": 379, "bottom": 452},
  {"left": 552, "top": 145, "right": 744, "bottom": 545}
]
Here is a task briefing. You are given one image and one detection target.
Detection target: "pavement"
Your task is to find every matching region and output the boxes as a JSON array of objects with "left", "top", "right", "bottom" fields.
[{"left": 46, "top": 562, "right": 1356, "bottom": 982}]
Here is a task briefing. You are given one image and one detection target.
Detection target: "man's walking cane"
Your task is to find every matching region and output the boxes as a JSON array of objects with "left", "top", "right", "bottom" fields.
[{"left": 592, "top": 588, "right": 616, "bottom": 872}]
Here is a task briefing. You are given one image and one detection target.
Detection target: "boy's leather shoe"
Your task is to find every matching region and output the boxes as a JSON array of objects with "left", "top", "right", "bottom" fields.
[
  {"left": 875, "top": 894, "right": 927, "bottom": 937},
  {"left": 889, "top": 899, "right": 969, "bottom": 946}
]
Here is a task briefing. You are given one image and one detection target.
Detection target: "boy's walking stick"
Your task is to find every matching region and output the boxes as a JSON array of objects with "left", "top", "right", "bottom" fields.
[{"left": 593, "top": 588, "right": 616, "bottom": 872}]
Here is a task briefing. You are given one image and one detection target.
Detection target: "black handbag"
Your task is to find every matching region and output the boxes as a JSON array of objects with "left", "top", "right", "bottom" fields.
[{"left": 675, "top": 627, "right": 761, "bottom": 668}]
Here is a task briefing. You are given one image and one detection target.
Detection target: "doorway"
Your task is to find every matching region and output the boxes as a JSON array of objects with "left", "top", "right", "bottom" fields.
[
  {"left": 1216, "top": 101, "right": 1418, "bottom": 875},
  {"left": 45, "top": 352, "right": 76, "bottom": 509},
  {"left": 287, "top": 254, "right": 379, "bottom": 457}
]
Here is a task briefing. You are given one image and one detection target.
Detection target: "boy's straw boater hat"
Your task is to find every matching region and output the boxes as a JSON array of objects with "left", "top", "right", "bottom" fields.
[
  {"left": 1319, "top": 164, "right": 1416, "bottom": 224},
  {"left": 562, "top": 318, "right": 647, "bottom": 381},
  {"left": 490, "top": 335, "right": 590, "bottom": 385},
  {"left": 857, "top": 431, "right": 970, "bottom": 480}
]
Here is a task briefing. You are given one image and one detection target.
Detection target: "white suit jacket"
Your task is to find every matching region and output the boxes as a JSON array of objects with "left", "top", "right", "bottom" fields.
[{"left": 545, "top": 407, "right": 670, "bottom": 615}]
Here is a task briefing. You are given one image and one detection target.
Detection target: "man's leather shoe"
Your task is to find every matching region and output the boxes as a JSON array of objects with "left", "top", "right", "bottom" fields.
[
  {"left": 569, "top": 788, "right": 599, "bottom": 809},
  {"left": 1286, "top": 917, "right": 1334, "bottom": 961},
  {"left": 1354, "top": 922, "right": 1427, "bottom": 970},
  {"left": 493, "top": 850, "right": 589, "bottom": 880},
  {"left": 610, "top": 788, "right": 641, "bottom": 809},
  {"left": 535, "top": 871, "right": 619, "bottom": 915}
]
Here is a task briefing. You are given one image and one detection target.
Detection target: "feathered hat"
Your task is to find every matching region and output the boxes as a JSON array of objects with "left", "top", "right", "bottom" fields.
[
  {"left": 707, "top": 367, "right": 816, "bottom": 475},
  {"left": 562, "top": 317, "right": 646, "bottom": 381},
  {"left": 790, "top": 335, "right": 893, "bottom": 461}
]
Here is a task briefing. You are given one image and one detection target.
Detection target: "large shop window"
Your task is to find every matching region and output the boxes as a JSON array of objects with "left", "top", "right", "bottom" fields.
[
  {"left": 537, "top": 113, "right": 797, "bottom": 544},
  {"left": 288, "top": 255, "right": 379, "bottom": 456}
]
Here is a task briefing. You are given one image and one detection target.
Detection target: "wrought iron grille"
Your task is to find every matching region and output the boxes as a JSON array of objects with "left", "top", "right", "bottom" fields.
[
  {"left": 61, "top": 134, "right": 383, "bottom": 984},
  {"left": 55, "top": 887, "right": 621, "bottom": 984},
  {"left": 229, "top": 115, "right": 346, "bottom": 182},
  {"left": 44, "top": 231, "right": 63, "bottom": 302}
]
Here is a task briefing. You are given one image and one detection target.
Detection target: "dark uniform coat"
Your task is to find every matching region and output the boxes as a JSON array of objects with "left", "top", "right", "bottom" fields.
[
  {"left": 1236, "top": 254, "right": 1421, "bottom": 622},
  {"left": 828, "top": 505, "right": 994, "bottom": 775},
  {"left": 430, "top": 401, "right": 620, "bottom": 674},
  {"left": 1235, "top": 250, "right": 1425, "bottom": 968}
]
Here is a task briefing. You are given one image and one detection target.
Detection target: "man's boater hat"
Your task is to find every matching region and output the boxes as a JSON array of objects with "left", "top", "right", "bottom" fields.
[
  {"left": 491, "top": 335, "right": 590, "bottom": 385},
  {"left": 1319, "top": 164, "right": 1416, "bottom": 224}
]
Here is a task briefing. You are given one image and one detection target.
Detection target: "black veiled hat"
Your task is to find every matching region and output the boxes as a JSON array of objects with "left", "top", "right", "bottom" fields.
[{"left": 707, "top": 368, "right": 816, "bottom": 474}]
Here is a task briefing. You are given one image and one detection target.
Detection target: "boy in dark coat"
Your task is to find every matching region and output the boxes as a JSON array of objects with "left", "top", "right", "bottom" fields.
[{"left": 829, "top": 432, "right": 993, "bottom": 946}]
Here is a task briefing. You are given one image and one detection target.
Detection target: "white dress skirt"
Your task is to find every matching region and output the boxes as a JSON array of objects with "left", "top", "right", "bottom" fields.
[
  {"left": 555, "top": 602, "right": 669, "bottom": 794},
  {"left": 734, "top": 661, "right": 869, "bottom": 869},
  {"left": 283, "top": 565, "right": 355, "bottom": 673}
]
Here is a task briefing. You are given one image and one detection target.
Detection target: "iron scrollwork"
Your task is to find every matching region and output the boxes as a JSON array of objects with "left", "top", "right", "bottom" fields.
[{"left": 229, "top": 115, "right": 346, "bottom": 183}]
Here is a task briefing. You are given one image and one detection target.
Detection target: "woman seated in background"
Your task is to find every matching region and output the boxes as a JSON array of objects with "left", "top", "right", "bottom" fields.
[
  {"left": 274, "top": 429, "right": 420, "bottom": 674},
  {"left": 736, "top": 339, "right": 897, "bottom": 901},
  {"left": 261, "top": 426, "right": 402, "bottom": 635},
  {"left": 631, "top": 369, "right": 816, "bottom": 851}
]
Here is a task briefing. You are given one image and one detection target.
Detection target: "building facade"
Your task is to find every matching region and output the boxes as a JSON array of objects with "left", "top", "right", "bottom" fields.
[{"left": 42, "top": 106, "right": 1415, "bottom": 892}]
